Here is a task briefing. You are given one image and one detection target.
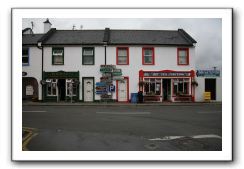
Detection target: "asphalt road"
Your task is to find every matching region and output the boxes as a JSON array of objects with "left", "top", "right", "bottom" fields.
[{"left": 22, "top": 104, "right": 222, "bottom": 151}]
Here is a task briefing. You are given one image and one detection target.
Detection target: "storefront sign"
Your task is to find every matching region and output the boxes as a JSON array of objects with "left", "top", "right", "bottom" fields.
[
  {"left": 26, "top": 85, "right": 34, "bottom": 95},
  {"left": 143, "top": 72, "right": 191, "bottom": 77},
  {"left": 44, "top": 71, "right": 79, "bottom": 78},
  {"left": 196, "top": 70, "right": 220, "bottom": 77}
]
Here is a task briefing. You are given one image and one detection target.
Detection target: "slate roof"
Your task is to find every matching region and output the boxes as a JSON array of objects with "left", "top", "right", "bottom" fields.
[
  {"left": 22, "top": 34, "right": 44, "bottom": 45},
  {"left": 22, "top": 28, "right": 197, "bottom": 46},
  {"left": 43, "top": 30, "right": 105, "bottom": 45}
]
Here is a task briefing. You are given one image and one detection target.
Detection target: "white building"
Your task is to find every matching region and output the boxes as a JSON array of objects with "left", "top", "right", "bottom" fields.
[{"left": 22, "top": 19, "right": 221, "bottom": 102}]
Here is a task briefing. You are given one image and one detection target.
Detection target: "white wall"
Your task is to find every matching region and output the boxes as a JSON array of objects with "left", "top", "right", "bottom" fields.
[
  {"left": 107, "top": 46, "right": 196, "bottom": 99},
  {"left": 195, "top": 77, "right": 222, "bottom": 102},
  {"left": 22, "top": 47, "right": 42, "bottom": 100},
  {"left": 43, "top": 46, "right": 105, "bottom": 100}
]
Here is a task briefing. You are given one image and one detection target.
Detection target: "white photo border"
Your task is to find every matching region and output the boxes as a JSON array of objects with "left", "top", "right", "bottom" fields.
[{"left": 12, "top": 8, "right": 232, "bottom": 161}]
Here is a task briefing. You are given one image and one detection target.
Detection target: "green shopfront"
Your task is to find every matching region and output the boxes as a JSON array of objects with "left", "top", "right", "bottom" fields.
[{"left": 43, "top": 71, "right": 80, "bottom": 102}]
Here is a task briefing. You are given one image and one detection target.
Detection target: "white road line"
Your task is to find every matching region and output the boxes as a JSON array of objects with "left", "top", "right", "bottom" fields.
[
  {"left": 96, "top": 112, "right": 151, "bottom": 115},
  {"left": 23, "top": 111, "right": 47, "bottom": 113},
  {"left": 149, "top": 134, "right": 222, "bottom": 141},
  {"left": 197, "top": 111, "right": 222, "bottom": 114}
]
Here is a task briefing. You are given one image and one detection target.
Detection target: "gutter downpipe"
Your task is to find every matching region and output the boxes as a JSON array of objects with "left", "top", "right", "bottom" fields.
[{"left": 37, "top": 42, "right": 44, "bottom": 101}]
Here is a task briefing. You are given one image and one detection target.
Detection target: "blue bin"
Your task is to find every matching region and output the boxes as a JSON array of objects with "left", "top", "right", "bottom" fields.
[{"left": 131, "top": 93, "right": 138, "bottom": 103}]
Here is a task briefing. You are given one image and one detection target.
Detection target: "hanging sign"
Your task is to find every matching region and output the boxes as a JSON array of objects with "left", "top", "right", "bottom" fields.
[{"left": 196, "top": 70, "right": 220, "bottom": 77}]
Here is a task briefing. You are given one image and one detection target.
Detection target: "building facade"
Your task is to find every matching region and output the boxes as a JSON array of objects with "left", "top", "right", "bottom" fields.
[{"left": 22, "top": 19, "right": 221, "bottom": 102}]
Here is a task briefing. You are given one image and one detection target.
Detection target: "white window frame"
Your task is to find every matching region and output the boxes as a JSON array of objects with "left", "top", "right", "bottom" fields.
[{"left": 46, "top": 79, "right": 58, "bottom": 96}]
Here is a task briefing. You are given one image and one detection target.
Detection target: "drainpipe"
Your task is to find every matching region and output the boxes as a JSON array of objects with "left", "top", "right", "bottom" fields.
[
  {"left": 104, "top": 43, "right": 107, "bottom": 65},
  {"left": 37, "top": 42, "right": 44, "bottom": 101}
]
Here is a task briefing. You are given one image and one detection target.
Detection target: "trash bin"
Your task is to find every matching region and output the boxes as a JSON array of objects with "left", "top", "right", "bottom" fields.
[
  {"left": 138, "top": 91, "right": 144, "bottom": 103},
  {"left": 131, "top": 93, "right": 138, "bottom": 103}
]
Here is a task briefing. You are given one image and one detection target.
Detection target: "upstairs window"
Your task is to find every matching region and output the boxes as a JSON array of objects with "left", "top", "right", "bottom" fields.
[
  {"left": 177, "top": 48, "right": 189, "bottom": 65},
  {"left": 22, "top": 48, "right": 29, "bottom": 65},
  {"left": 82, "top": 47, "right": 94, "bottom": 65},
  {"left": 52, "top": 48, "right": 64, "bottom": 65},
  {"left": 142, "top": 47, "right": 155, "bottom": 65},
  {"left": 117, "top": 47, "right": 129, "bottom": 65}
]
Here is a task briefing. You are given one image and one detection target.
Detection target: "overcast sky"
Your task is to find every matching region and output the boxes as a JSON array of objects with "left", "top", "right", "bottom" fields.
[{"left": 23, "top": 18, "right": 222, "bottom": 70}]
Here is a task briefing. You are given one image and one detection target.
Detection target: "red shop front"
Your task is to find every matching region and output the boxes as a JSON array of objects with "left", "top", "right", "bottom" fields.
[{"left": 139, "top": 70, "right": 196, "bottom": 102}]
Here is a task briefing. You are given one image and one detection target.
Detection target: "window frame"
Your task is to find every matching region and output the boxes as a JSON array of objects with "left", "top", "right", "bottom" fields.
[
  {"left": 172, "top": 78, "right": 190, "bottom": 96},
  {"left": 22, "top": 47, "right": 29, "bottom": 66},
  {"left": 82, "top": 47, "right": 95, "bottom": 65},
  {"left": 52, "top": 47, "right": 64, "bottom": 65},
  {"left": 46, "top": 79, "right": 58, "bottom": 96},
  {"left": 177, "top": 48, "right": 189, "bottom": 65},
  {"left": 116, "top": 47, "right": 129, "bottom": 65},
  {"left": 142, "top": 47, "right": 155, "bottom": 65}
]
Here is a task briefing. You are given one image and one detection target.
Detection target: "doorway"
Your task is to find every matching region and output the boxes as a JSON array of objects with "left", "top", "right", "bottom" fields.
[
  {"left": 162, "top": 79, "right": 171, "bottom": 101},
  {"left": 83, "top": 77, "right": 94, "bottom": 102},
  {"left": 117, "top": 77, "right": 129, "bottom": 102},
  {"left": 58, "top": 79, "right": 66, "bottom": 101},
  {"left": 205, "top": 78, "right": 216, "bottom": 100}
]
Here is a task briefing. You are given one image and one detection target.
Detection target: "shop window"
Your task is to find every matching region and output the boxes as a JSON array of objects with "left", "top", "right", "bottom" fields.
[
  {"left": 173, "top": 78, "right": 189, "bottom": 96},
  {"left": 46, "top": 79, "right": 57, "bottom": 96},
  {"left": 82, "top": 47, "right": 94, "bottom": 65},
  {"left": 52, "top": 48, "right": 64, "bottom": 65},
  {"left": 22, "top": 48, "right": 29, "bottom": 65},
  {"left": 143, "top": 78, "right": 161, "bottom": 95},
  {"left": 117, "top": 47, "right": 129, "bottom": 65},
  {"left": 66, "top": 79, "right": 77, "bottom": 96},
  {"left": 142, "top": 47, "right": 155, "bottom": 65},
  {"left": 177, "top": 48, "right": 189, "bottom": 65}
]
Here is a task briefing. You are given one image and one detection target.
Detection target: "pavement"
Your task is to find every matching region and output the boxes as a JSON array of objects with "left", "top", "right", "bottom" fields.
[
  {"left": 23, "top": 100, "right": 222, "bottom": 106},
  {"left": 22, "top": 104, "right": 222, "bottom": 151}
]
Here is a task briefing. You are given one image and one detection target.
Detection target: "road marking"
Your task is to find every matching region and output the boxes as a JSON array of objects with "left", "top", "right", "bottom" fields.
[
  {"left": 149, "top": 134, "right": 222, "bottom": 141},
  {"left": 197, "top": 111, "right": 221, "bottom": 114},
  {"left": 23, "top": 110, "right": 47, "bottom": 113},
  {"left": 96, "top": 112, "right": 151, "bottom": 115}
]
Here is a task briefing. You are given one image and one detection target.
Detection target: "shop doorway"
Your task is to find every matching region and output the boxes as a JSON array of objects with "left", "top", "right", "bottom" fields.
[
  {"left": 162, "top": 79, "right": 171, "bottom": 101},
  {"left": 58, "top": 79, "right": 66, "bottom": 101},
  {"left": 205, "top": 78, "right": 216, "bottom": 100}
]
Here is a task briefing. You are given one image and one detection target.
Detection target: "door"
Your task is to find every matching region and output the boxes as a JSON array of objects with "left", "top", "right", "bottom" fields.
[
  {"left": 58, "top": 79, "right": 66, "bottom": 101},
  {"left": 117, "top": 78, "right": 128, "bottom": 102},
  {"left": 83, "top": 78, "right": 94, "bottom": 102},
  {"left": 162, "top": 79, "right": 171, "bottom": 101},
  {"left": 205, "top": 78, "right": 216, "bottom": 100}
]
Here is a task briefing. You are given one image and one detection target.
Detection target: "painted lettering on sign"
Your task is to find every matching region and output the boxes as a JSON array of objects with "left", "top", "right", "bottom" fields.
[
  {"left": 143, "top": 72, "right": 191, "bottom": 77},
  {"left": 196, "top": 70, "right": 220, "bottom": 77}
]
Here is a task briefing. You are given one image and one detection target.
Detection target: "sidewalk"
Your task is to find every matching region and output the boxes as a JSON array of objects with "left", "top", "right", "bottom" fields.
[{"left": 22, "top": 101, "right": 222, "bottom": 106}]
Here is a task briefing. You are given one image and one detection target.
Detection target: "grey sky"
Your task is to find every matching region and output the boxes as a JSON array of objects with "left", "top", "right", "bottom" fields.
[{"left": 23, "top": 18, "right": 222, "bottom": 70}]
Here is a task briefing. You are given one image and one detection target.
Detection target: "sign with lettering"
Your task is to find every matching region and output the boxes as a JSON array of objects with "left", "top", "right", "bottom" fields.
[
  {"left": 112, "top": 72, "right": 122, "bottom": 76},
  {"left": 196, "top": 70, "right": 220, "bottom": 77},
  {"left": 26, "top": 85, "right": 34, "bottom": 95},
  {"left": 143, "top": 72, "right": 191, "bottom": 77},
  {"left": 44, "top": 71, "right": 79, "bottom": 78}
]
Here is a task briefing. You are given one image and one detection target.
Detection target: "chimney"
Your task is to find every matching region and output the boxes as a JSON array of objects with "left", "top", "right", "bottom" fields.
[{"left": 43, "top": 18, "right": 52, "bottom": 33}]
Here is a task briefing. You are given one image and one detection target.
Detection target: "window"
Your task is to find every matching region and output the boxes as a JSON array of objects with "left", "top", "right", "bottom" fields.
[
  {"left": 173, "top": 78, "right": 189, "bottom": 96},
  {"left": 142, "top": 47, "right": 155, "bottom": 65},
  {"left": 46, "top": 79, "right": 57, "bottom": 96},
  {"left": 144, "top": 78, "right": 161, "bottom": 95},
  {"left": 66, "top": 79, "right": 77, "bottom": 96},
  {"left": 22, "top": 48, "right": 29, "bottom": 65},
  {"left": 117, "top": 47, "right": 129, "bottom": 65},
  {"left": 82, "top": 47, "right": 94, "bottom": 65},
  {"left": 177, "top": 48, "right": 189, "bottom": 65},
  {"left": 52, "top": 48, "right": 64, "bottom": 65}
]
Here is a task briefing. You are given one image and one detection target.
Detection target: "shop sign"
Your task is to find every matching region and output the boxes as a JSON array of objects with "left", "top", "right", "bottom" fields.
[
  {"left": 26, "top": 85, "right": 34, "bottom": 95},
  {"left": 22, "top": 72, "right": 27, "bottom": 76},
  {"left": 44, "top": 71, "right": 79, "bottom": 78},
  {"left": 143, "top": 72, "right": 191, "bottom": 77},
  {"left": 196, "top": 70, "right": 220, "bottom": 77}
]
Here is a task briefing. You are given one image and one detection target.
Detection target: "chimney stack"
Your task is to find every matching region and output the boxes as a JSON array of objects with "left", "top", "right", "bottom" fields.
[{"left": 43, "top": 18, "right": 52, "bottom": 33}]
